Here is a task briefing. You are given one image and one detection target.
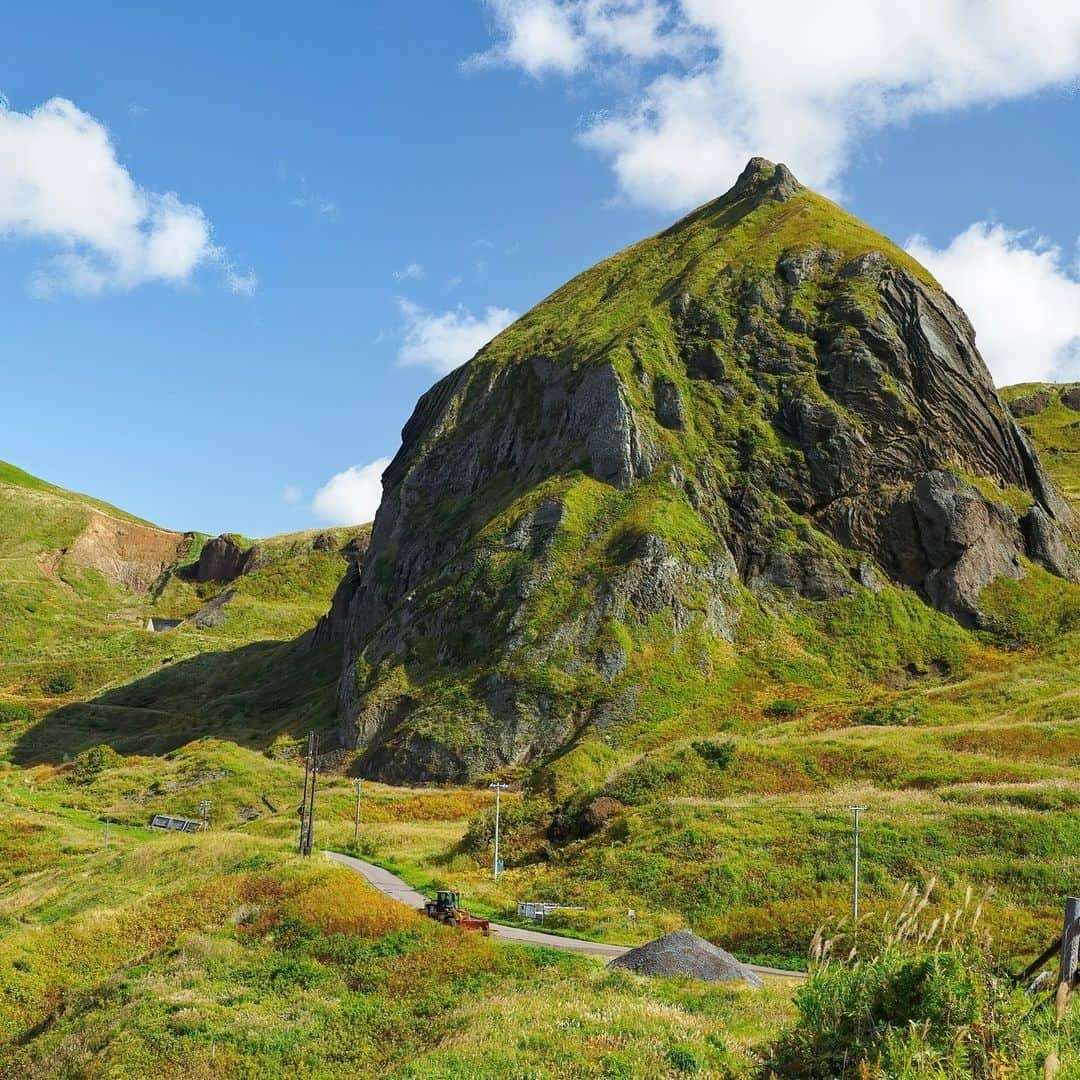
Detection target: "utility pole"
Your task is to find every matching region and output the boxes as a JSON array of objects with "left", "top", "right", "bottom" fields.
[
  {"left": 299, "top": 732, "right": 319, "bottom": 856},
  {"left": 849, "top": 806, "right": 867, "bottom": 924},
  {"left": 489, "top": 781, "right": 509, "bottom": 880},
  {"left": 298, "top": 733, "right": 312, "bottom": 854},
  {"left": 353, "top": 777, "right": 364, "bottom": 846}
]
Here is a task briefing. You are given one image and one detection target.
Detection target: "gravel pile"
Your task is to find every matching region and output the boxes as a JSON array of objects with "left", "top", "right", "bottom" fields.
[{"left": 608, "top": 930, "right": 763, "bottom": 987}]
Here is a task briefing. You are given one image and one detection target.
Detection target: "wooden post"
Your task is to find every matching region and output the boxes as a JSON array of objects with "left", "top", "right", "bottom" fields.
[
  {"left": 303, "top": 733, "right": 320, "bottom": 856},
  {"left": 298, "top": 733, "right": 313, "bottom": 854},
  {"left": 1058, "top": 896, "right": 1080, "bottom": 988}
]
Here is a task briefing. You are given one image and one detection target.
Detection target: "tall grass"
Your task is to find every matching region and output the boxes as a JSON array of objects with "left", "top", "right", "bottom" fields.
[{"left": 765, "top": 882, "right": 1077, "bottom": 1078}]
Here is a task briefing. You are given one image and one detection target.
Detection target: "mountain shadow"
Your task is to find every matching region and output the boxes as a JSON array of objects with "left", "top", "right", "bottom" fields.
[{"left": 12, "top": 635, "right": 341, "bottom": 766}]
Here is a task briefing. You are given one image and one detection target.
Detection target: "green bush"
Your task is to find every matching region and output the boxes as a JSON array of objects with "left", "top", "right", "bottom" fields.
[
  {"left": 69, "top": 744, "right": 124, "bottom": 784},
  {"left": 43, "top": 671, "right": 76, "bottom": 696},
  {"left": 764, "top": 698, "right": 801, "bottom": 717},
  {"left": 0, "top": 701, "right": 34, "bottom": 725},
  {"left": 765, "top": 903, "right": 1066, "bottom": 1079},
  {"left": 665, "top": 1046, "right": 702, "bottom": 1073},
  {"left": 608, "top": 758, "right": 686, "bottom": 806},
  {"left": 850, "top": 702, "right": 922, "bottom": 727},
  {"left": 691, "top": 739, "right": 735, "bottom": 769},
  {"left": 462, "top": 797, "right": 548, "bottom": 858}
]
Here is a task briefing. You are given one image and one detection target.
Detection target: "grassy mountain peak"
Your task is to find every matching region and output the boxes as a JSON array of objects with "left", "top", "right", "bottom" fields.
[{"left": 322, "top": 159, "right": 1077, "bottom": 784}]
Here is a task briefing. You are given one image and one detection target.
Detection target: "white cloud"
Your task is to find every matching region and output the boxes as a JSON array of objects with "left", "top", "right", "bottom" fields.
[
  {"left": 397, "top": 298, "right": 518, "bottom": 373},
  {"left": 474, "top": 1, "right": 1080, "bottom": 211},
  {"left": 0, "top": 96, "right": 242, "bottom": 295},
  {"left": 225, "top": 266, "right": 258, "bottom": 296},
  {"left": 393, "top": 262, "right": 425, "bottom": 280},
  {"left": 471, "top": 0, "right": 687, "bottom": 75},
  {"left": 281, "top": 485, "right": 303, "bottom": 504},
  {"left": 906, "top": 224, "right": 1080, "bottom": 386},
  {"left": 311, "top": 459, "right": 391, "bottom": 525},
  {"left": 471, "top": 0, "right": 586, "bottom": 75}
]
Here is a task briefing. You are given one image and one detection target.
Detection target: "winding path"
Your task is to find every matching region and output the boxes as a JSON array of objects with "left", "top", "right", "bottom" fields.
[{"left": 325, "top": 850, "right": 804, "bottom": 978}]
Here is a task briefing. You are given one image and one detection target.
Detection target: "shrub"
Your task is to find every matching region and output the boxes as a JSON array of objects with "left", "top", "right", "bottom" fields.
[
  {"left": 764, "top": 698, "right": 801, "bottom": 717},
  {"left": 691, "top": 739, "right": 735, "bottom": 769},
  {"left": 69, "top": 743, "right": 123, "bottom": 783},
  {"left": 0, "top": 701, "right": 34, "bottom": 725},
  {"left": 288, "top": 870, "right": 420, "bottom": 937},
  {"left": 608, "top": 758, "right": 686, "bottom": 806},
  {"left": 666, "top": 1046, "right": 702, "bottom": 1073},
  {"left": 462, "top": 797, "right": 549, "bottom": 857},
  {"left": 765, "top": 885, "right": 1064, "bottom": 1078},
  {"left": 44, "top": 671, "right": 76, "bottom": 696},
  {"left": 850, "top": 702, "right": 922, "bottom": 727}
]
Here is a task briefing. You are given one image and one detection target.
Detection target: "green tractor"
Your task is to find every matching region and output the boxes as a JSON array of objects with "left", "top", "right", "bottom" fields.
[{"left": 423, "top": 890, "right": 491, "bottom": 933}]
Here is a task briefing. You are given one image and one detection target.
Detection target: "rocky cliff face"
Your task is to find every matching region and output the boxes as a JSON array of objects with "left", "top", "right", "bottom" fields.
[
  {"left": 187, "top": 535, "right": 260, "bottom": 583},
  {"left": 322, "top": 158, "right": 1078, "bottom": 782}
]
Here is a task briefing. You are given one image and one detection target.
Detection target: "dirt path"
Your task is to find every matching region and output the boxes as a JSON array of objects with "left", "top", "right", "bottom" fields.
[{"left": 325, "top": 851, "right": 805, "bottom": 977}]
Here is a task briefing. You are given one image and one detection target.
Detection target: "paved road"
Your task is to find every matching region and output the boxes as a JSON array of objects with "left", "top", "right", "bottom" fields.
[{"left": 325, "top": 850, "right": 804, "bottom": 977}]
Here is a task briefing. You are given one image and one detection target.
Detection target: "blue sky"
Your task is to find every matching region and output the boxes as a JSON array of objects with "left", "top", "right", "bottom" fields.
[{"left": 3, "top": 1, "right": 1080, "bottom": 537}]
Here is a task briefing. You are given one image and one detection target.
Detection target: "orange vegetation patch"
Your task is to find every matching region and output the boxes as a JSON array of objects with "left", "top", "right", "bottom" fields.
[
  {"left": 287, "top": 869, "right": 421, "bottom": 937},
  {"left": 804, "top": 710, "right": 850, "bottom": 734},
  {"left": 943, "top": 725, "right": 1080, "bottom": 763},
  {"left": 368, "top": 790, "right": 492, "bottom": 823}
]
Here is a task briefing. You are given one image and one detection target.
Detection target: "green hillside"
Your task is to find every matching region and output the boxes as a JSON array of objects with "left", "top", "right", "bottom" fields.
[
  {"left": 326, "top": 159, "right": 1075, "bottom": 789},
  {"left": 2, "top": 420, "right": 1080, "bottom": 1075},
  {"left": 999, "top": 382, "right": 1080, "bottom": 509},
  {"left": 0, "top": 459, "right": 368, "bottom": 761},
  {"left": 3, "top": 184, "right": 1080, "bottom": 1071}
]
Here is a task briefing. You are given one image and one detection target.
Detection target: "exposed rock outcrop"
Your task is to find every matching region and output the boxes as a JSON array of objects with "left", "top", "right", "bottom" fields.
[
  {"left": 68, "top": 510, "right": 186, "bottom": 593},
  {"left": 1008, "top": 388, "right": 1054, "bottom": 418},
  {"left": 190, "top": 535, "right": 260, "bottom": 583},
  {"left": 320, "top": 158, "right": 1078, "bottom": 781},
  {"left": 311, "top": 530, "right": 372, "bottom": 645}
]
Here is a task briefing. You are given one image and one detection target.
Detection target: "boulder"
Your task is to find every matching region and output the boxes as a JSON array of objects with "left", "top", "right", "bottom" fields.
[
  {"left": 1008, "top": 389, "right": 1053, "bottom": 418},
  {"left": 192, "top": 535, "right": 258, "bottom": 583}
]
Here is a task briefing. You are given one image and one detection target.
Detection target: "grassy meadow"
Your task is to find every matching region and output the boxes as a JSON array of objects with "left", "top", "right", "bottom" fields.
[{"left": 1, "top": 381, "right": 1080, "bottom": 1079}]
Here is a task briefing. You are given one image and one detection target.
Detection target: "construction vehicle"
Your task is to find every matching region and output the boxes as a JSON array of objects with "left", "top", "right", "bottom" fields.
[{"left": 423, "top": 890, "right": 490, "bottom": 934}]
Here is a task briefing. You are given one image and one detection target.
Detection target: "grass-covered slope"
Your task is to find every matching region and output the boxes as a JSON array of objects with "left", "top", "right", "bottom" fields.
[
  {"left": 0, "top": 808, "right": 791, "bottom": 1078},
  {"left": 0, "top": 440, "right": 1077, "bottom": 1072},
  {"left": 1000, "top": 381, "right": 1080, "bottom": 509},
  {"left": 0, "top": 458, "right": 368, "bottom": 763}
]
